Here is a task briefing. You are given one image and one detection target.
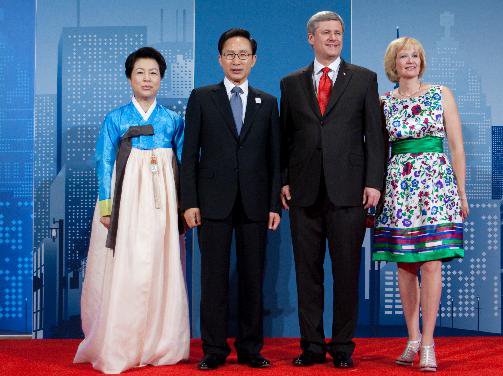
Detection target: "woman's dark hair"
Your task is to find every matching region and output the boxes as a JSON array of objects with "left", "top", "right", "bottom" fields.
[
  {"left": 125, "top": 47, "right": 167, "bottom": 79},
  {"left": 217, "top": 28, "right": 257, "bottom": 55}
]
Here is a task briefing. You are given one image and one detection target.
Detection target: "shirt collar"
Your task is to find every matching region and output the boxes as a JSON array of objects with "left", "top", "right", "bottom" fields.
[
  {"left": 223, "top": 76, "right": 248, "bottom": 97},
  {"left": 132, "top": 96, "right": 157, "bottom": 121},
  {"left": 313, "top": 57, "right": 341, "bottom": 75}
]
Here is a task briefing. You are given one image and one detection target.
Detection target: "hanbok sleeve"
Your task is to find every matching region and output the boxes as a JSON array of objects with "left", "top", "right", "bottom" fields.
[
  {"left": 172, "top": 112, "right": 185, "bottom": 164},
  {"left": 95, "top": 113, "right": 120, "bottom": 216}
]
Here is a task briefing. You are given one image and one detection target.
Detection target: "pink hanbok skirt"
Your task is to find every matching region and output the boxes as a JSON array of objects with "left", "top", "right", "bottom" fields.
[{"left": 74, "top": 148, "right": 190, "bottom": 374}]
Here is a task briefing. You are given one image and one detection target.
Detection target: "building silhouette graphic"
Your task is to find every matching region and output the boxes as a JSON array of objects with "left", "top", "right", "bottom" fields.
[
  {"left": 155, "top": 41, "right": 193, "bottom": 98},
  {"left": 34, "top": 95, "right": 57, "bottom": 255},
  {"left": 154, "top": 8, "right": 193, "bottom": 99},
  {"left": 428, "top": 12, "right": 492, "bottom": 200}
]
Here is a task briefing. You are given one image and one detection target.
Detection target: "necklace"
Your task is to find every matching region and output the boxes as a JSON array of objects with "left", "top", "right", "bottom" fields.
[{"left": 397, "top": 82, "right": 422, "bottom": 98}]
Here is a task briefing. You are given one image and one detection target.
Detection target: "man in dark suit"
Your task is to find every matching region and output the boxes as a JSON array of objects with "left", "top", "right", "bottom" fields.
[
  {"left": 280, "top": 11, "right": 385, "bottom": 368},
  {"left": 181, "top": 28, "right": 281, "bottom": 370}
]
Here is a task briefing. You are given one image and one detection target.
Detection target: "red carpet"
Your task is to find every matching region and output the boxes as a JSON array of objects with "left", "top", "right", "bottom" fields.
[{"left": 0, "top": 337, "right": 502, "bottom": 375}]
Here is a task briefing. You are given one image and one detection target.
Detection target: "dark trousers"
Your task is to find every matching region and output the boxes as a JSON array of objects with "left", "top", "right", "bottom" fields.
[
  {"left": 289, "top": 179, "right": 365, "bottom": 357},
  {"left": 198, "top": 193, "right": 267, "bottom": 359}
]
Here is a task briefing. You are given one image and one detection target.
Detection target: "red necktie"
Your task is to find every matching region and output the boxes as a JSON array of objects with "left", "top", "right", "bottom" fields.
[{"left": 317, "top": 67, "right": 332, "bottom": 116}]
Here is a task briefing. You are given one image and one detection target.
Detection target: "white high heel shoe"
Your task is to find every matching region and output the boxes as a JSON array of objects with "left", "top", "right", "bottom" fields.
[
  {"left": 396, "top": 335, "right": 422, "bottom": 366},
  {"left": 419, "top": 343, "right": 437, "bottom": 372}
]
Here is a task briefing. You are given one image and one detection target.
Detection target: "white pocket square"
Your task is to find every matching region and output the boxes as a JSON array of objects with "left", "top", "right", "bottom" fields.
[{"left": 255, "top": 97, "right": 261, "bottom": 104}]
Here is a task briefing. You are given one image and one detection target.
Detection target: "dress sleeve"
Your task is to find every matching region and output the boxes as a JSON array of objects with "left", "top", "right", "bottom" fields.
[
  {"left": 95, "top": 113, "right": 120, "bottom": 216},
  {"left": 172, "top": 112, "right": 185, "bottom": 164}
]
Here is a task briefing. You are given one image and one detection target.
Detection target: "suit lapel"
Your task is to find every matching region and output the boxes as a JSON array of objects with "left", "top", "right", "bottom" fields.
[
  {"left": 324, "top": 60, "right": 352, "bottom": 117},
  {"left": 211, "top": 82, "right": 239, "bottom": 140},
  {"left": 301, "top": 63, "right": 322, "bottom": 119},
  {"left": 239, "top": 86, "right": 260, "bottom": 142}
]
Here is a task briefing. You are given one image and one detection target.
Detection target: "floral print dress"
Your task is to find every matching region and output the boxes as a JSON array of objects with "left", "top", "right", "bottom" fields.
[{"left": 372, "top": 85, "right": 464, "bottom": 263}]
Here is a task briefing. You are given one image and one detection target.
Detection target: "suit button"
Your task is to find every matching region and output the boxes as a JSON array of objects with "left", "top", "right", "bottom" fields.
[
  {"left": 320, "top": 120, "right": 324, "bottom": 126},
  {"left": 239, "top": 146, "right": 243, "bottom": 149},
  {"left": 235, "top": 168, "right": 239, "bottom": 172}
]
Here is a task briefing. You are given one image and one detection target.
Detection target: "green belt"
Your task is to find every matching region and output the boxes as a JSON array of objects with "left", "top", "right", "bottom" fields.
[{"left": 391, "top": 136, "right": 444, "bottom": 155}]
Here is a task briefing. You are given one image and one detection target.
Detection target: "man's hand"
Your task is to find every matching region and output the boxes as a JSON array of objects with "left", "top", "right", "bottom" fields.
[
  {"left": 280, "top": 185, "right": 291, "bottom": 210},
  {"left": 100, "top": 216, "right": 111, "bottom": 229},
  {"left": 184, "top": 208, "right": 201, "bottom": 228},
  {"left": 362, "top": 187, "right": 381, "bottom": 209},
  {"left": 268, "top": 212, "right": 281, "bottom": 230}
]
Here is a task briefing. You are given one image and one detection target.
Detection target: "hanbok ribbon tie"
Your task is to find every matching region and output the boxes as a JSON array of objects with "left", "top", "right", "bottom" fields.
[
  {"left": 391, "top": 135, "right": 444, "bottom": 156},
  {"left": 106, "top": 125, "right": 154, "bottom": 251},
  {"left": 150, "top": 153, "right": 162, "bottom": 209}
]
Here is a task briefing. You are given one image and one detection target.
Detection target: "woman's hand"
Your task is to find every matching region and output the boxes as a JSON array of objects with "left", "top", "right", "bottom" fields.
[
  {"left": 100, "top": 216, "right": 111, "bottom": 229},
  {"left": 460, "top": 196, "right": 469, "bottom": 220}
]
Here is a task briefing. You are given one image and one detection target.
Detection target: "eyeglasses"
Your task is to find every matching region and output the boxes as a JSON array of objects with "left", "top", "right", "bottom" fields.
[{"left": 222, "top": 52, "right": 252, "bottom": 61}]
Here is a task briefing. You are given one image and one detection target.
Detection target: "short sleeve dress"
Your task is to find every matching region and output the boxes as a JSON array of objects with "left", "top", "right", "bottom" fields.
[{"left": 372, "top": 85, "right": 464, "bottom": 263}]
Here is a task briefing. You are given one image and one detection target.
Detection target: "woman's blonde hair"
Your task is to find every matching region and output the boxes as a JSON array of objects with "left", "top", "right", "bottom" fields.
[{"left": 384, "top": 37, "right": 426, "bottom": 83}]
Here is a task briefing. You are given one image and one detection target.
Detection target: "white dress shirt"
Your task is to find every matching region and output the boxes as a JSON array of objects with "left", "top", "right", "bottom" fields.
[
  {"left": 312, "top": 57, "right": 341, "bottom": 94},
  {"left": 224, "top": 76, "right": 248, "bottom": 122}
]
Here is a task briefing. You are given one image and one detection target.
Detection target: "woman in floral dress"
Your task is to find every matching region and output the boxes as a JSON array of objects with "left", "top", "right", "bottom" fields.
[{"left": 372, "top": 37, "right": 469, "bottom": 372}]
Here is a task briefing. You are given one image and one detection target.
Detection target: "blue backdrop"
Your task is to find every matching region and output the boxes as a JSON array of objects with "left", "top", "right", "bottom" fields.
[{"left": 0, "top": 0, "right": 502, "bottom": 338}]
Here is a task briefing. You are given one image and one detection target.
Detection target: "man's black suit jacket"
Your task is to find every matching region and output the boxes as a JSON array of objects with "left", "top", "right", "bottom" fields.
[
  {"left": 181, "top": 82, "right": 281, "bottom": 221},
  {"left": 280, "top": 60, "right": 385, "bottom": 207}
]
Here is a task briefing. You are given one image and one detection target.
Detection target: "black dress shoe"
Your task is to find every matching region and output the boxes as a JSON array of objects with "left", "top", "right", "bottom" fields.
[
  {"left": 292, "top": 351, "right": 326, "bottom": 366},
  {"left": 237, "top": 354, "right": 271, "bottom": 368},
  {"left": 198, "top": 354, "right": 225, "bottom": 370},
  {"left": 332, "top": 352, "right": 354, "bottom": 368}
]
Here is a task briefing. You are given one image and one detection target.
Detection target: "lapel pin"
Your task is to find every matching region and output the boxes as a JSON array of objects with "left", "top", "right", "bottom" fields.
[
  {"left": 343, "top": 72, "right": 346, "bottom": 75},
  {"left": 255, "top": 97, "right": 261, "bottom": 104}
]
